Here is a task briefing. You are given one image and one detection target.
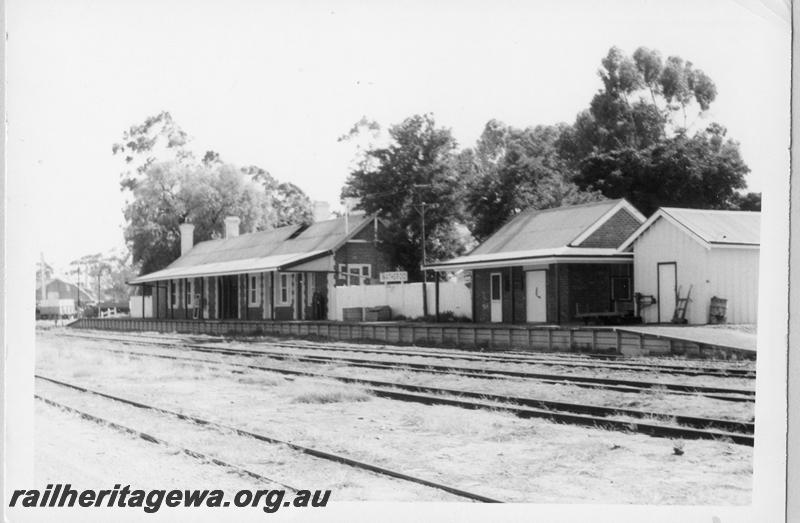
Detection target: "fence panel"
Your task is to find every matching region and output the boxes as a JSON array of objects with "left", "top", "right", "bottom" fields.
[
  {"left": 129, "top": 296, "right": 153, "bottom": 318},
  {"left": 330, "top": 282, "right": 471, "bottom": 321}
]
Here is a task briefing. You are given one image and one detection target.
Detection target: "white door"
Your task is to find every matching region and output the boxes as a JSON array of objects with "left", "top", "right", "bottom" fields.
[
  {"left": 490, "top": 272, "right": 502, "bottom": 323},
  {"left": 526, "top": 270, "right": 547, "bottom": 322},
  {"left": 657, "top": 263, "right": 677, "bottom": 323}
]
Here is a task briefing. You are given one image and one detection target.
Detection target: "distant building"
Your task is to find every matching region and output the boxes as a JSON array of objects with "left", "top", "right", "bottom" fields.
[
  {"left": 35, "top": 278, "right": 96, "bottom": 304},
  {"left": 128, "top": 204, "right": 392, "bottom": 321},
  {"left": 428, "top": 200, "right": 645, "bottom": 324},
  {"left": 619, "top": 208, "right": 760, "bottom": 325},
  {"left": 35, "top": 278, "right": 96, "bottom": 319}
]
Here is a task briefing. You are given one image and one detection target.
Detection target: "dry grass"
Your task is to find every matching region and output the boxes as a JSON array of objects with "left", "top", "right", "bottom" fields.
[
  {"left": 290, "top": 384, "right": 372, "bottom": 404},
  {"left": 35, "top": 331, "right": 754, "bottom": 504}
]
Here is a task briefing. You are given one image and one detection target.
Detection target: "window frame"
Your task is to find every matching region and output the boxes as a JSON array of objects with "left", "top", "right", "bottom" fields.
[
  {"left": 170, "top": 280, "right": 179, "bottom": 308},
  {"left": 248, "top": 273, "right": 260, "bottom": 307},
  {"left": 343, "top": 264, "right": 372, "bottom": 286},
  {"left": 185, "top": 279, "right": 194, "bottom": 308},
  {"left": 277, "top": 273, "right": 292, "bottom": 305},
  {"left": 490, "top": 273, "right": 502, "bottom": 301}
]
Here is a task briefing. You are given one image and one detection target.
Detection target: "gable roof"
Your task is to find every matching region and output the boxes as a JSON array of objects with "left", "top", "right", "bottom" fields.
[
  {"left": 618, "top": 207, "right": 761, "bottom": 251},
  {"left": 428, "top": 199, "right": 644, "bottom": 270},
  {"left": 36, "top": 278, "right": 97, "bottom": 302},
  {"left": 469, "top": 199, "right": 643, "bottom": 255},
  {"left": 129, "top": 213, "right": 375, "bottom": 283}
]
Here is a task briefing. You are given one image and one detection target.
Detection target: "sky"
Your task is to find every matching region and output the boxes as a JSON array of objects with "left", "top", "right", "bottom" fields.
[{"left": 7, "top": 0, "right": 791, "bottom": 273}]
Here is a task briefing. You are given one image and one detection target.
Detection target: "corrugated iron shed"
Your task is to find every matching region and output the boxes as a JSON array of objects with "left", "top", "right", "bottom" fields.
[
  {"left": 660, "top": 208, "right": 760, "bottom": 246},
  {"left": 619, "top": 208, "right": 761, "bottom": 251}
]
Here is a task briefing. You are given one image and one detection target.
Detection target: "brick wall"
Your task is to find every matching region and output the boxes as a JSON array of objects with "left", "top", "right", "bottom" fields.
[
  {"left": 579, "top": 209, "right": 642, "bottom": 248},
  {"left": 208, "top": 276, "right": 217, "bottom": 319},
  {"left": 473, "top": 270, "right": 492, "bottom": 323},
  {"left": 512, "top": 267, "right": 526, "bottom": 323},
  {"left": 472, "top": 267, "right": 526, "bottom": 323},
  {"left": 557, "top": 263, "right": 633, "bottom": 322},
  {"left": 334, "top": 234, "right": 393, "bottom": 285}
]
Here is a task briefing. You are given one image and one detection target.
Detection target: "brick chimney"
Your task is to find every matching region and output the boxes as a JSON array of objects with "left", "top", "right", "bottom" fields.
[
  {"left": 312, "top": 201, "right": 331, "bottom": 222},
  {"left": 179, "top": 222, "right": 195, "bottom": 256},
  {"left": 224, "top": 216, "right": 241, "bottom": 239}
]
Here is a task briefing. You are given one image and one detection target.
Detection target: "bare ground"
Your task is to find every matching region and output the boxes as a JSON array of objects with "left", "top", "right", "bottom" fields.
[
  {"left": 57, "top": 333, "right": 755, "bottom": 422},
  {"left": 36, "top": 331, "right": 753, "bottom": 504}
]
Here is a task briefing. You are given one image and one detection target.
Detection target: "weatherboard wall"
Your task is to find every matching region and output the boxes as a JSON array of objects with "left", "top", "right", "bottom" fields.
[{"left": 631, "top": 216, "right": 759, "bottom": 325}]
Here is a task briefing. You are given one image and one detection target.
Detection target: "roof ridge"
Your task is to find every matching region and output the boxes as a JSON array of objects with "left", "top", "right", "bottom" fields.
[{"left": 662, "top": 207, "right": 760, "bottom": 215}]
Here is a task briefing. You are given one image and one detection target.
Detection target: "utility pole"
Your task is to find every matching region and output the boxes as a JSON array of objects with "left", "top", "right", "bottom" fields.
[
  {"left": 412, "top": 184, "right": 432, "bottom": 318},
  {"left": 39, "top": 253, "right": 46, "bottom": 302},
  {"left": 76, "top": 266, "right": 81, "bottom": 309}
]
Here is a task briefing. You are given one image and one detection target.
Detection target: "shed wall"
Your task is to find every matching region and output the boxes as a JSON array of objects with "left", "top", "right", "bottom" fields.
[
  {"left": 632, "top": 218, "right": 710, "bottom": 324},
  {"left": 706, "top": 248, "right": 760, "bottom": 324},
  {"left": 632, "top": 218, "right": 759, "bottom": 324}
]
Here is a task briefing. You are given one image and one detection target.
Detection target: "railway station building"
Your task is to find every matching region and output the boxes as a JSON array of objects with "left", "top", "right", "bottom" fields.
[
  {"left": 618, "top": 207, "right": 760, "bottom": 325},
  {"left": 128, "top": 205, "right": 392, "bottom": 321},
  {"left": 426, "top": 199, "right": 645, "bottom": 324}
]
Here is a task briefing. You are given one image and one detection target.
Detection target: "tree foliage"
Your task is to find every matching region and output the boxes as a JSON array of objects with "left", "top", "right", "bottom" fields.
[
  {"left": 341, "top": 114, "right": 468, "bottom": 277},
  {"left": 458, "top": 120, "right": 603, "bottom": 241},
  {"left": 558, "top": 46, "right": 748, "bottom": 216},
  {"left": 124, "top": 161, "right": 281, "bottom": 274},
  {"left": 112, "top": 111, "right": 192, "bottom": 191},
  {"left": 67, "top": 250, "right": 136, "bottom": 303},
  {"left": 115, "top": 113, "right": 314, "bottom": 275}
]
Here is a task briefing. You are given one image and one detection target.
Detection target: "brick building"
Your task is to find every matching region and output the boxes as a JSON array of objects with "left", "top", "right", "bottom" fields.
[
  {"left": 128, "top": 206, "right": 392, "bottom": 321},
  {"left": 427, "top": 200, "right": 645, "bottom": 324}
]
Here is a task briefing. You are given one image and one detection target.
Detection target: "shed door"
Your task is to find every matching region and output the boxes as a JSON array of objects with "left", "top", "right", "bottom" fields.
[
  {"left": 525, "top": 270, "right": 547, "bottom": 322},
  {"left": 490, "top": 272, "right": 502, "bottom": 323},
  {"left": 657, "top": 263, "right": 677, "bottom": 323}
]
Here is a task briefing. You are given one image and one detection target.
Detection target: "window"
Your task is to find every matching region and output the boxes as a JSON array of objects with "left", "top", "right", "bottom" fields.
[
  {"left": 337, "top": 264, "right": 348, "bottom": 285},
  {"left": 278, "top": 273, "right": 291, "bottom": 305},
  {"left": 340, "top": 264, "right": 372, "bottom": 286},
  {"left": 490, "top": 273, "right": 501, "bottom": 300},
  {"left": 248, "top": 274, "right": 260, "bottom": 306},
  {"left": 185, "top": 279, "right": 194, "bottom": 308},
  {"left": 170, "top": 280, "right": 178, "bottom": 308},
  {"left": 612, "top": 277, "right": 632, "bottom": 301}
]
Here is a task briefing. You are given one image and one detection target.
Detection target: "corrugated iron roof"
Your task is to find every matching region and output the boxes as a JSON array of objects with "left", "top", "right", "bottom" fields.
[
  {"left": 130, "top": 213, "right": 373, "bottom": 283},
  {"left": 661, "top": 208, "right": 760, "bottom": 245},
  {"left": 427, "top": 246, "right": 632, "bottom": 270},
  {"left": 470, "top": 199, "right": 623, "bottom": 255},
  {"left": 129, "top": 251, "right": 329, "bottom": 283}
]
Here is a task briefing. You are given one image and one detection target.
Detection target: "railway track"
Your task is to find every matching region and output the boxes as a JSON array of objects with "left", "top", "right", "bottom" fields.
[
  {"left": 62, "top": 331, "right": 756, "bottom": 378},
  {"left": 61, "top": 333, "right": 754, "bottom": 400},
  {"left": 36, "top": 375, "right": 502, "bottom": 503},
  {"left": 248, "top": 341, "right": 755, "bottom": 378},
  {"left": 46, "top": 343, "right": 754, "bottom": 444},
  {"left": 35, "top": 395, "right": 298, "bottom": 491}
]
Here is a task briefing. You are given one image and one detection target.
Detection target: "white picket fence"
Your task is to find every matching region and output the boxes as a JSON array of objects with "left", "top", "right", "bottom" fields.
[
  {"left": 329, "top": 282, "right": 472, "bottom": 321},
  {"left": 129, "top": 296, "right": 153, "bottom": 318}
]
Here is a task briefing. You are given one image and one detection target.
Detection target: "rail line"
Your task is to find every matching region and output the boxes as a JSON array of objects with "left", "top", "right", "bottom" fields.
[
  {"left": 45, "top": 344, "right": 754, "bottom": 443},
  {"left": 61, "top": 333, "right": 754, "bottom": 399},
  {"left": 245, "top": 340, "right": 755, "bottom": 378},
  {"left": 184, "top": 345, "right": 755, "bottom": 397},
  {"left": 36, "top": 375, "right": 502, "bottom": 503},
  {"left": 35, "top": 395, "right": 298, "bottom": 491},
  {"left": 63, "top": 331, "right": 755, "bottom": 377}
]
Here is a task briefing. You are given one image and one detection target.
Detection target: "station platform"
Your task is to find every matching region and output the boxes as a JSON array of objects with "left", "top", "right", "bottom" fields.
[{"left": 69, "top": 318, "right": 756, "bottom": 360}]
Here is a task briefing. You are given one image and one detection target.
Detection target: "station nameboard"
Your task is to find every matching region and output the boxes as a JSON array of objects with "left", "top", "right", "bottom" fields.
[{"left": 379, "top": 271, "right": 408, "bottom": 283}]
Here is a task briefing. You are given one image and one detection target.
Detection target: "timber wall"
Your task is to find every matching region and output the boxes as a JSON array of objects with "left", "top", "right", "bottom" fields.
[{"left": 70, "top": 318, "right": 754, "bottom": 359}]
